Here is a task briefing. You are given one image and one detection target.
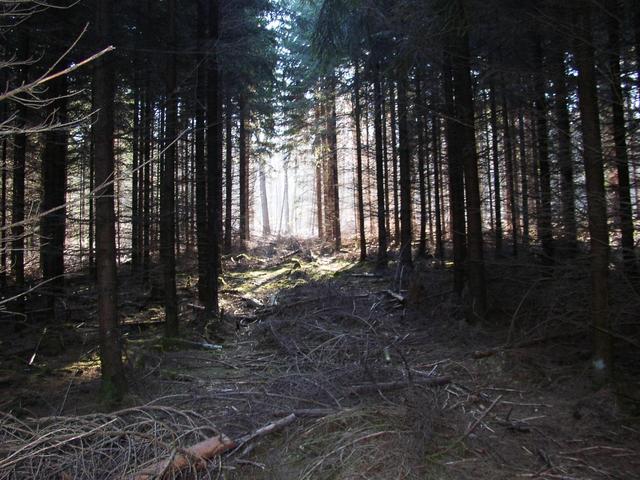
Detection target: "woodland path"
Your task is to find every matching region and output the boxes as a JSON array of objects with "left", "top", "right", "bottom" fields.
[{"left": 1, "top": 241, "right": 639, "bottom": 479}]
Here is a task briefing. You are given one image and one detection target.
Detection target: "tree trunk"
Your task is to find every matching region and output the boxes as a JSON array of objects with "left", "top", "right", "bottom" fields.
[
  {"left": 131, "top": 87, "right": 140, "bottom": 272},
  {"left": 501, "top": 86, "right": 518, "bottom": 256},
  {"left": 574, "top": 0, "right": 612, "bottom": 385},
  {"left": 354, "top": 62, "right": 366, "bottom": 261},
  {"left": 11, "top": 31, "right": 29, "bottom": 318},
  {"left": 550, "top": 40, "right": 577, "bottom": 257},
  {"left": 533, "top": 37, "right": 554, "bottom": 263},
  {"left": 195, "top": 0, "right": 209, "bottom": 304},
  {"left": 397, "top": 71, "right": 412, "bottom": 268},
  {"left": 518, "top": 108, "right": 530, "bottom": 248},
  {"left": 489, "top": 82, "right": 503, "bottom": 254},
  {"left": 432, "top": 111, "right": 444, "bottom": 260},
  {"left": 443, "top": 52, "right": 466, "bottom": 296},
  {"left": 224, "top": 93, "right": 234, "bottom": 249},
  {"left": 328, "top": 77, "right": 341, "bottom": 251},
  {"left": 94, "top": 0, "right": 126, "bottom": 401},
  {"left": 0, "top": 115, "right": 6, "bottom": 289},
  {"left": 373, "top": 63, "right": 387, "bottom": 265},
  {"left": 415, "top": 76, "right": 428, "bottom": 258},
  {"left": 259, "top": 160, "right": 270, "bottom": 236},
  {"left": 40, "top": 75, "right": 68, "bottom": 315},
  {"left": 206, "top": 0, "right": 222, "bottom": 315},
  {"left": 452, "top": 0, "right": 487, "bottom": 322},
  {"left": 161, "top": 0, "right": 178, "bottom": 337},
  {"left": 389, "top": 82, "right": 400, "bottom": 243},
  {"left": 606, "top": 0, "right": 636, "bottom": 273},
  {"left": 239, "top": 92, "right": 250, "bottom": 247}
]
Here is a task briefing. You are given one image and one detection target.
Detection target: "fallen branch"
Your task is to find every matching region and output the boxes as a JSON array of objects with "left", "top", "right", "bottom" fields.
[
  {"left": 350, "top": 376, "right": 451, "bottom": 395},
  {"left": 383, "top": 290, "right": 405, "bottom": 304},
  {"left": 132, "top": 414, "right": 296, "bottom": 480}
]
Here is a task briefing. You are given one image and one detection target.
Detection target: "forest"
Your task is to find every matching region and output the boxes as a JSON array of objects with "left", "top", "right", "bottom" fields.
[{"left": 1, "top": 0, "right": 640, "bottom": 478}]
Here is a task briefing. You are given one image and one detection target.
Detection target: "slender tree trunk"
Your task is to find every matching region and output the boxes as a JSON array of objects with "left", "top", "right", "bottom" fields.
[
  {"left": 95, "top": 0, "right": 126, "bottom": 401},
  {"left": 11, "top": 31, "right": 29, "bottom": 318},
  {"left": 354, "top": 62, "right": 366, "bottom": 261},
  {"left": 131, "top": 90, "right": 140, "bottom": 272},
  {"left": 40, "top": 75, "right": 68, "bottom": 315},
  {"left": 443, "top": 53, "right": 466, "bottom": 295},
  {"left": 206, "top": 0, "right": 222, "bottom": 315},
  {"left": 195, "top": 0, "right": 209, "bottom": 304},
  {"left": 518, "top": 109, "right": 530, "bottom": 248},
  {"left": 224, "top": 93, "right": 233, "bottom": 249},
  {"left": 533, "top": 37, "right": 554, "bottom": 263},
  {"left": 607, "top": 0, "right": 636, "bottom": 273},
  {"left": 328, "top": 77, "right": 341, "bottom": 251},
  {"left": 397, "top": 71, "right": 412, "bottom": 268},
  {"left": 373, "top": 63, "right": 387, "bottom": 265},
  {"left": 432, "top": 111, "right": 444, "bottom": 260},
  {"left": 142, "top": 86, "right": 152, "bottom": 285},
  {"left": 550, "top": 41, "right": 577, "bottom": 257},
  {"left": 501, "top": 86, "right": 518, "bottom": 256},
  {"left": 239, "top": 92, "right": 249, "bottom": 248},
  {"left": 389, "top": 82, "right": 400, "bottom": 242},
  {"left": 0, "top": 118, "right": 6, "bottom": 289},
  {"left": 161, "top": 0, "right": 178, "bottom": 337},
  {"left": 416, "top": 77, "right": 428, "bottom": 258},
  {"left": 314, "top": 103, "right": 324, "bottom": 240},
  {"left": 452, "top": 0, "right": 487, "bottom": 322},
  {"left": 259, "top": 161, "right": 270, "bottom": 236},
  {"left": 574, "top": 1, "right": 612, "bottom": 385},
  {"left": 489, "top": 82, "right": 503, "bottom": 254}
]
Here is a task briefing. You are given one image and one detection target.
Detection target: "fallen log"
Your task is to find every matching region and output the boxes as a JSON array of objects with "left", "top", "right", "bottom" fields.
[
  {"left": 350, "top": 375, "right": 451, "bottom": 395},
  {"left": 132, "top": 414, "right": 296, "bottom": 480}
]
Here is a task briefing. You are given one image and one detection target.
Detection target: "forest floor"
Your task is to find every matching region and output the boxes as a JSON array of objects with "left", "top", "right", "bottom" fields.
[{"left": 1, "top": 239, "right": 640, "bottom": 479}]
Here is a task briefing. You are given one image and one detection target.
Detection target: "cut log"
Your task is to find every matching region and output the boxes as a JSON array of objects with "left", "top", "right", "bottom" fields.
[
  {"left": 132, "top": 414, "right": 297, "bottom": 480},
  {"left": 133, "top": 434, "right": 236, "bottom": 480}
]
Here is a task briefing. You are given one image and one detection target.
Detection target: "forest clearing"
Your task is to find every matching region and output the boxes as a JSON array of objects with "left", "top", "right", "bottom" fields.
[{"left": 3, "top": 0, "right": 640, "bottom": 478}]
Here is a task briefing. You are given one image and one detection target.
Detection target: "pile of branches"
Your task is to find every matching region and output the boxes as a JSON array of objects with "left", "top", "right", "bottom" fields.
[{"left": 0, "top": 406, "right": 221, "bottom": 479}]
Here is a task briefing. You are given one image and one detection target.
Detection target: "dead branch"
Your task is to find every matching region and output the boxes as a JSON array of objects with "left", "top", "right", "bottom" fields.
[{"left": 349, "top": 375, "right": 451, "bottom": 395}]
